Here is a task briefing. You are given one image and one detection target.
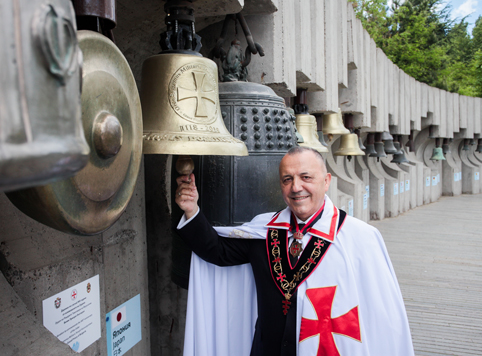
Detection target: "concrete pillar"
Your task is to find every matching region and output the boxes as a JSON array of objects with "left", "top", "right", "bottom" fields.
[
  {"left": 399, "top": 70, "right": 406, "bottom": 134},
  {"left": 421, "top": 83, "right": 429, "bottom": 118},
  {"left": 306, "top": 0, "right": 338, "bottom": 113},
  {"left": 364, "top": 156, "right": 385, "bottom": 220},
  {"left": 414, "top": 80, "right": 422, "bottom": 131},
  {"left": 446, "top": 92, "right": 454, "bottom": 139},
  {"left": 459, "top": 95, "right": 468, "bottom": 134},
  {"left": 369, "top": 39, "right": 378, "bottom": 127},
  {"left": 362, "top": 30, "right": 372, "bottom": 128},
  {"left": 294, "top": 0, "right": 312, "bottom": 84},
  {"left": 326, "top": 175, "right": 339, "bottom": 207},
  {"left": 453, "top": 93, "right": 460, "bottom": 133},
  {"left": 337, "top": 0, "right": 348, "bottom": 89},
  {"left": 405, "top": 148, "right": 424, "bottom": 208},
  {"left": 388, "top": 63, "right": 400, "bottom": 131},
  {"left": 347, "top": 155, "right": 370, "bottom": 223},
  {"left": 381, "top": 159, "right": 410, "bottom": 214},
  {"left": 309, "top": 0, "right": 325, "bottom": 90}
]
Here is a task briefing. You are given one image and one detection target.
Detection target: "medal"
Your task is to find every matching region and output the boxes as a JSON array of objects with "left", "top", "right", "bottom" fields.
[
  {"left": 293, "top": 231, "right": 304, "bottom": 240},
  {"left": 290, "top": 240, "right": 303, "bottom": 257}
]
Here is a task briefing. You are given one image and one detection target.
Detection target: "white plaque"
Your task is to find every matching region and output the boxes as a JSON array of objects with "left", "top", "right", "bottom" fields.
[
  {"left": 393, "top": 182, "right": 398, "bottom": 195},
  {"left": 432, "top": 176, "right": 437, "bottom": 186},
  {"left": 380, "top": 184, "right": 385, "bottom": 197},
  {"left": 400, "top": 181, "right": 404, "bottom": 193},
  {"left": 405, "top": 180, "right": 410, "bottom": 191},
  {"left": 365, "top": 185, "right": 370, "bottom": 198},
  {"left": 43, "top": 275, "right": 101, "bottom": 353},
  {"left": 348, "top": 200, "right": 354, "bottom": 216},
  {"left": 363, "top": 193, "right": 368, "bottom": 210},
  {"left": 426, "top": 176, "right": 430, "bottom": 187}
]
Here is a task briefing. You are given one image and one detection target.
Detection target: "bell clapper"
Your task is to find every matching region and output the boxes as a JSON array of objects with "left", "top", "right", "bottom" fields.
[{"left": 176, "top": 155, "right": 195, "bottom": 182}]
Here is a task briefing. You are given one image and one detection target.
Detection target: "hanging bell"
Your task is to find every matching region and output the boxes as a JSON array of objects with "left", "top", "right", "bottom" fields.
[
  {"left": 371, "top": 142, "right": 387, "bottom": 159},
  {"left": 470, "top": 138, "right": 477, "bottom": 146},
  {"left": 391, "top": 143, "right": 409, "bottom": 164},
  {"left": 430, "top": 147, "right": 446, "bottom": 161},
  {"left": 314, "top": 114, "right": 328, "bottom": 147},
  {"left": 381, "top": 132, "right": 398, "bottom": 154},
  {"left": 442, "top": 138, "right": 451, "bottom": 155},
  {"left": 355, "top": 129, "right": 366, "bottom": 150},
  {"left": 141, "top": 54, "right": 248, "bottom": 156},
  {"left": 334, "top": 134, "right": 365, "bottom": 161},
  {"left": 476, "top": 139, "right": 482, "bottom": 153},
  {"left": 296, "top": 114, "right": 329, "bottom": 153},
  {"left": 462, "top": 139, "right": 470, "bottom": 151},
  {"left": 364, "top": 144, "right": 377, "bottom": 155},
  {"left": 322, "top": 108, "right": 350, "bottom": 141}
]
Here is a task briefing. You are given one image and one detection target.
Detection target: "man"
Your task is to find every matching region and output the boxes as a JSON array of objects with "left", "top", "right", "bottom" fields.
[{"left": 176, "top": 146, "right": 414, "bottom": 356}]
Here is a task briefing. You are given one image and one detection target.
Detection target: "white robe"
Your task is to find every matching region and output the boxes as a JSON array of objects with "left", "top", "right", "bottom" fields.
[{"left": 183, "top": 195, "right": 414, "bottom": 356}]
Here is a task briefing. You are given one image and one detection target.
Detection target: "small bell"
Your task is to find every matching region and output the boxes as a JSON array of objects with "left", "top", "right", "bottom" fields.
[
  {"left": 382, "top": 132, "right": 398, "bottom": 154},
  {"left": 296, "top": 114, "right": 329, "bottom": 153},
  {"left": 314, "top": 114, "right": 329, "bottom": 147},
  {"left": 334, "top": 133, "right": 365, "bottom": 161},
  {"left": 391, "top": 143, "right": 409, "bottom": 164},
  {"left": 470, "top": 138, "right": 477, "bottom": 146},
  {"left": 355, "top": 129, "right": 366, "bottom": 150},
  {"left": 370, "top": 133, "right": 387, "bottom": 162},
  {"left": 442, "top": 138, "right": 451, "bottom": 155},
  {"left": 322, "top": 108, "right": 350, "bottom": 141},
  {"left": 462, "top": 139, "right": 470, "bottom": 151},
  {"left": 476, "top": 139, "right": 482, "bottom": 153},
  {"left": 364, "top": 133, "right": 377, "bottom": 155},
  {"left": 430, "top": 147, "right": 446, "bottom": 161}
]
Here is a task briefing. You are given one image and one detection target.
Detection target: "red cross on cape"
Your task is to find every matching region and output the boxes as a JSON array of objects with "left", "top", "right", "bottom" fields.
[{"left": 300, "top": 286, "right": 361, "bottom": 356}]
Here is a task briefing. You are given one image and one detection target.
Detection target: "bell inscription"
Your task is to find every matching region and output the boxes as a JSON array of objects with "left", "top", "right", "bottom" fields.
[{"left": 169, "top": 63, "right": 218, "bottom": 125}]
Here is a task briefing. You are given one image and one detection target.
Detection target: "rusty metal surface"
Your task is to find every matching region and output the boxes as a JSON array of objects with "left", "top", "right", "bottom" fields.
[
  {"left": 0, "top": 0, "right": 89, "bottom": 192},
  {"left": 6, "top": 30, "right": 143, "bottom": 235}
]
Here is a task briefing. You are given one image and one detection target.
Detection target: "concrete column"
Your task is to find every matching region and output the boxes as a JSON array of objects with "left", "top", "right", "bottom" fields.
[
  {"left": 446, "top": 92, "right": 454, "bottom": 139},
  {"left": 399, "top": 70, "right": 406, "bottom": 134},
  {"left": 459, "top": 95, "right": 468, "bottom": 134},
  {"left": 295, "top": 0, "right": 313, "bottom": 84},
  {"left": 369, "top": 39, "right": 378, "bottom": 127},
  {"left": 346, "top": 156, "right": 370, "bottom": 222},
  {"left": 306, "top": 0, "right": 338, "bottom": 113},
  {"left": 414, "top": 81, "right": 422, "bottom": 131},
  {"left": 439, "top": 89, "right": 447, "bottom": 138},
  {"left": 381, "top": 158, "right": 410, "bottom": 214},
  {"left": 421, "top": 83, "right": 429, "bottom": 118},
  {"left": 405, "top": 149, "right": 425, "bottom": 207},
  {"left": 453, "top": 93, "right": 460, "bottom": 133},
  {"left": 473, "top": 97, "right": 481, "bottom": 135},
  {"left": 362, "top": 30, "right": 372, "bottom": 128},
  {"left": 337, "top": 0, "right": 348, "bottom": 88},
  {"left": 409, "top": 77, "right": 418, "bottom": 134},
  {"left": 467, "top": 95, "right": 475, "bottom": 138},
  {"left": 388, "top": 63, "right": 400, "bottom": 130},
  {"left": 364, "top": 155, "right": 385, "bottom": 220}
]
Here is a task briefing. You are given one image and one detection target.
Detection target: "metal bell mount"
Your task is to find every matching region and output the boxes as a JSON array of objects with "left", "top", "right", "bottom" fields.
[{"left": 315, "top": 114, "right": 329, "bottom": 148}]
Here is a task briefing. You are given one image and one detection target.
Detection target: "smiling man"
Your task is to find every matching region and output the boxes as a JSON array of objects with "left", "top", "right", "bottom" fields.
[{"left": 176, "top": 146, "right": 414, "bottom": 356}]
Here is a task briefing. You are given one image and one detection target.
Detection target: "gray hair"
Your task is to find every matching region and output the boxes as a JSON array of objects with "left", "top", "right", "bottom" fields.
[{"left": 284, "top": 146, "right": 327, "bottom": 174}]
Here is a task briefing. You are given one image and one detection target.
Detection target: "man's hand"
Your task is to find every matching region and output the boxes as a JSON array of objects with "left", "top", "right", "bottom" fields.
[{"left": 175, "top": 173, "right": 199, "bottom": 219}]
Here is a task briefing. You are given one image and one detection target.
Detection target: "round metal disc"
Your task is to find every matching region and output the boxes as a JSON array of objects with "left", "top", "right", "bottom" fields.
[{"left": 7, "top": 30, "right": 142, "bottom": 235}]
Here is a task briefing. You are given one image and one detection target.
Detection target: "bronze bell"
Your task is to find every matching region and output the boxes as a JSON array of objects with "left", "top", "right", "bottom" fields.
[
  {"left": 381, "top": 132, "right": 398, "bottom": 154},
  {"left": 141, "top": 54, "right": 248, "bottom": 157},
  {"left": 355, "top": 129, "right": 366, "bottom": 150},
  {"left": 430, "top": 147, "right": 446, "bottom": 161},
  {"left": 296, "top": 114, "right": 329, "bottom": 153},
  {"left": 476, "top": 139, "right": 482, "bottom": 153},
  {"left": 322, "top": 108, "right": 350, "bottom": 141},
  {"left": 334, "top": 134, "right": 365, "bottom": 161}
]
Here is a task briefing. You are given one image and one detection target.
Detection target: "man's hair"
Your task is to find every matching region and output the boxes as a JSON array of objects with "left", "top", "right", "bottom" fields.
[{"left": 285, "top": 146, "right": 327, "bottom": 174}]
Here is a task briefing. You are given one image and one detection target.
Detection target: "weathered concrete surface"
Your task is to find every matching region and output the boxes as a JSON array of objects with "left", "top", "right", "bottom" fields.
[
  {"left": 371, "top": 194, "right": 482, "bottom": 356},
  {"left": 0, "top": 164, "right": 150, "bottom": 356}
]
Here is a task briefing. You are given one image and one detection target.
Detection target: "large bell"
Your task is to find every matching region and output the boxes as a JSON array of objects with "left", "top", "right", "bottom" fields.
[
  {"left": 141, "top": 53, "right": 248, "bottom": 156},
  {"left": 334, "top": 134, "right": 365, "bottom": 161},
  {"left": 0, "top": 0, "right": 89, "bottom": 192},
  {"left": 322, "top": 108, "right": 350, "bottom": 140},
  {"left": 430, "top": 147, "right": 446, "bottom": 161},
  {"left": 296, "top": 114, "right": 329, "bottom": 153}
]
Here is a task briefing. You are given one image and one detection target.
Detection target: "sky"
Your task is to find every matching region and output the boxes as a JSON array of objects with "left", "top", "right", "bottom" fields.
[
  {"left": 446, "top": 0, "right": 481, "bottom": 33},
  {"left": 387, "top": 0, "right": 482, "bottom": 34}
]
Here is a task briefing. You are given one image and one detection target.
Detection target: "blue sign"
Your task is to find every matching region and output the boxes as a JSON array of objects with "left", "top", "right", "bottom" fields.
[{"left": 106, "top": 294, "right": 142, "bottom": 356}]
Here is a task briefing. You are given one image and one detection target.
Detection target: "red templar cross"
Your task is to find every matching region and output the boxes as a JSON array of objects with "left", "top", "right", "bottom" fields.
[{"left": 299, "top": 286, "right": 361, "bottom": 356}]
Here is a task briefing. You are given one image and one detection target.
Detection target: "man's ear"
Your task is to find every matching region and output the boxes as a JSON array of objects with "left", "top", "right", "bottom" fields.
[{"left": 324, "top": 173, "right": 332, "bottom": 189}]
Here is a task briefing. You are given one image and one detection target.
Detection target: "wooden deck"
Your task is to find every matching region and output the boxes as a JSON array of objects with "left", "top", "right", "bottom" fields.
[{"left": 370, "top": 194, "right": 482, "bottom": 356}]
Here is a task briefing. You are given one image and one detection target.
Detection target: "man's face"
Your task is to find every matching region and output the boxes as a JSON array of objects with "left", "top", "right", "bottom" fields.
[{"left": 279, "top": 151, "right": 331, "bottom": 221}]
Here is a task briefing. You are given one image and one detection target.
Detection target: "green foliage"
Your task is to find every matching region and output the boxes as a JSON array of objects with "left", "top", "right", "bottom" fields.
[{"left": 350, "top": 0, "right": 482, "bottom": 97}]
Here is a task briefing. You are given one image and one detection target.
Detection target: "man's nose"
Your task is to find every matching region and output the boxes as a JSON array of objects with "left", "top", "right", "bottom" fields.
[{"left": 291, "top": 177, "right": 303, "bottom": 192}]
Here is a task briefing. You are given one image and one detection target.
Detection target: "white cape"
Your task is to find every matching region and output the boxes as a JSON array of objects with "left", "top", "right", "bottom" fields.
[{"left": 183, "top": 196, "right": 414, "bottom": 356}]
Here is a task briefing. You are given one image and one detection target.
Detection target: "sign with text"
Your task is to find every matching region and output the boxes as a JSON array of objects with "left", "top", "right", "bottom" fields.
[
  {"left": 106, "top": 294, "right": 142, "bottom": 356},
  {"left": 42, "top": 275, "right": 101, "bottom": 353}
]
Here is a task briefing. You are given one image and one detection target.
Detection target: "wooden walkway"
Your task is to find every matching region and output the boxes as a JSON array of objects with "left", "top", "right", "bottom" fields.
[{"left": 370, "top": 194, "right": 482, "bottom": 356}]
